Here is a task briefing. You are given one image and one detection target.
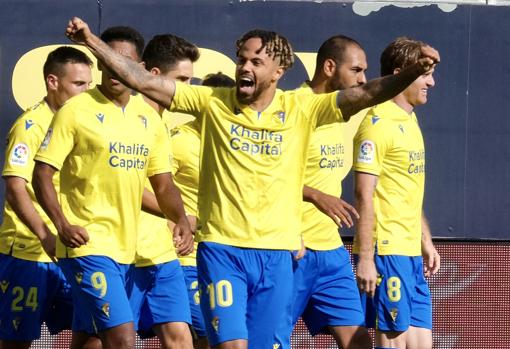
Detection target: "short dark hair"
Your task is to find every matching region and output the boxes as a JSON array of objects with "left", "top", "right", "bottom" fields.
[
  {"left": 315, "top": 35, "right": 362, "bottom": 74},
  {"left": 236, "top": 29, "right": 294, "bottom": 71},
  {"left": 142, "top": 34, "right": 200, "bottom": 73},
  {"left": 100, "top": 26, "right": 145, "bottom": 60},
  {"left": 202, "top": 72, "right": 235, "bottom": 88},
  {"left": 380, "top": 36, "right": 427, "bottom": 76},
  {"left": 43, "top": 46, "right": 92, "bottom": 80}
]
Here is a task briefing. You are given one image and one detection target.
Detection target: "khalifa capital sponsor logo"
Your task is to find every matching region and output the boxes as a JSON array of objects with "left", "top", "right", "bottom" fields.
[
  {"left": 229, "top": 122, "right": 283, "bottom": 156},
  {"left": 357, "top": 140, "right": 375, "bottom": 164},
  {"left": 10, "top": 143, "right": 29, "bottom": 167}
]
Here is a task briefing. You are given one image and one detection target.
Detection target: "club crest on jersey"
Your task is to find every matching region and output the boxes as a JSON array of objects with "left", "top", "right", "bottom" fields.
[
  {"left": 0, "top": 280, "right": 9, "bottom": 293},
  {"left": 211, "top": 316, "right": 219, "bottom": 333},
  {"left": 102, "top": 303, "right": 110, "bottom": 318},
  {"left": 96, "top": 113, "right": 105, "bottom": 123},
  {"left": 139, "top": 115, "right": 148, "bottom": 129},
  {"left": 40, "top": 128, "right": 53, "bottom": 150},
  {"left": 357, "top": 140, "right": 375, "bottom": 164},
  {"left": 25, "top": 119, "right": 34, "bottom": 130},
  {"left": 10, "top": 143, "right": 29, "bottom": 167},
  {"left": 276, "top": 111, "right": 285, "bottom": 123},
  {"left": 75, "top": 272, "right": 83, "bottom": 285}
]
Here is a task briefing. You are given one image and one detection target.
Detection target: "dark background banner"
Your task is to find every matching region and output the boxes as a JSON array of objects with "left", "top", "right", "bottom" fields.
[{"left": 0, "top": 1, "right": 509, "bottom": 239}]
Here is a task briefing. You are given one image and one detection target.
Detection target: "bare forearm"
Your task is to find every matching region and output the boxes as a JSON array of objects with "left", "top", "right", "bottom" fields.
[
  {"left": 5, "top": 178, "right": 52, "bottom": 240},
  {"left": 150, "top": 174, "right": 187, "bottom": 223},
  {"left": 338, "top": 63, "right": 425, "bottom": 117},
  {"left": 356, "top": 199, "right": 376, "bottom": 260},
  {"left": 33, "top": 164, "right": 70, "bottom": 233},
  {"left": 303, "top": 185, "right": 319, "bottom": 204},
  {"left": 421, "top": 212, "right": 433, "bottom": 244},
  {"left": 85, "top": 34, "right": 175, "bottom": 107},
  {"left": 141, "top": 188, "right": 164, "bottom": 218}
]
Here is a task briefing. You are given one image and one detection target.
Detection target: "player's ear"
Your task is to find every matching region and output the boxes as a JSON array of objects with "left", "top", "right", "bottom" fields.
[
  {"left": 149, "top": 66, "right": 162, "bottom": 76},
  {"left": 272, "top": 65, "right": 285, "bottom": 82},
  {"left": 46, "top": 74, "right": 58, "bottom": 91},
  {"left": 393, "top": 67, "right": 401, "bottom": 75},
  {"left": 323, "top": 58, "right": 337, "bottom": 77}
]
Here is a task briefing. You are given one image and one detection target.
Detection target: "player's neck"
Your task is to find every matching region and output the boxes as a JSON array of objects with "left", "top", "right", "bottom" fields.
[
  {"left": 392, "top": 94, "right": 414, "bottom": 114},
  {"left": 308, "top": 77, "right": 328, "bottom": 94},
  {"left": 247, "top": 86, "right": 277, "bottom": 112},
  {"left": 143, "top": 95, "right": 164, "bottom": 116},
  {"left": 98, "top": 85, "right": 132, "bottom": 109},
  {"left": 44, "top": 94, "right": 60, "bottom": 114}
]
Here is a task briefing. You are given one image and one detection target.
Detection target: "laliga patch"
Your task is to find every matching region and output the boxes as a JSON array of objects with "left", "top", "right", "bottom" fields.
[
  {"left": 9, "top": 143, "right": 29, "bottom": 166},
  {"left": 40, "top": 128, "right": 53, "bottom": 150},
  {"left": 357, "top": 140, "right": 375, "bottom": 164}
]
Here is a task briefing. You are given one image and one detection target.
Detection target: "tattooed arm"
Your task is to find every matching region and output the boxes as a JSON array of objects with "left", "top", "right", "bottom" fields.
[
  {"left": 65, "top": 17, "right": 175, "bottom": 108},
  {"left": 337, "top": 45, "right": 440, "bottom": 118}
]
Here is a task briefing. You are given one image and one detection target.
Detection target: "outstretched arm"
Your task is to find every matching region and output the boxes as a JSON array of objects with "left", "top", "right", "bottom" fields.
[
  {"left": 354, "top": 171, "right": 378, "bottom": 297},
  {"left": 33, "top": 162, "right": 89, "bottom": 248},
  {"left": 65, "top": 17, "right": 175, "bottom": 108},
  {"left": 338, "top": 45, "right": 440, "bottom": 118}
]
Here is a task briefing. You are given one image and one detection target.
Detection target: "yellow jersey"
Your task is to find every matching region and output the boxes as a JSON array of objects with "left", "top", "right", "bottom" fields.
[
  {"left": 171, "top": 120, "right": 200, "bottom": 266},
  {"left": 0, "top": 99, "right": 58, "bottom": 262},
  {"left": 170, "top": 83, "right": 344, "bottom": 250},
  {"left": 296, "top": 84, "right": 344, "bottom": 250},
  {"left": 352, "top": 101, "right": 425, "bottom": 256},
  {"left": 34, "top": 87, "right": 172, "bottom": 264}
]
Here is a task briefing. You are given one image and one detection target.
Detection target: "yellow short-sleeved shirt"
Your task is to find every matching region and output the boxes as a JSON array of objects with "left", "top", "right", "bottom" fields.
[
  {"left": 35, "top": 87, "right": 172, "bottom": 264},
  {"left": 352, "top": 101, "right": 425, "bottom": 256},
  {"left": 296, "top": 84, "right": 344, "bottom": 250},
  {"left": 136, "top": 181, "right": 177, "bottom": 267},
  {"left": 0, "top": 99, "right": 58, "bottom": 262},
  {"left": 170, "top": 83, "right": 344, "bottom": 250},
  {"left": 171, "top": 120, "right": 200, "bottom": 266}
]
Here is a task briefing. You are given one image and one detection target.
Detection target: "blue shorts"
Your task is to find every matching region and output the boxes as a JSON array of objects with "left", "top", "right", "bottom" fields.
[
  {"left": 197, "top": 242, "right": 293, "bottom": 348},
  {"left": 292, "top": 246, "right": 365, "bottom": 335},
  {"left": 359, "top": 255, "right": 432, "bottom": 332},
  {"left": 128, "top": 260, "right": 191, "bottom": 339},
  {"left": 0, "top": 254, "right": 73, "bottom": 341},
  {"left": 182, "top": 265, "right": 207, "bottom": 338},
  {"left": 58, "top": 256, "right": 134, "bottom": 334}
]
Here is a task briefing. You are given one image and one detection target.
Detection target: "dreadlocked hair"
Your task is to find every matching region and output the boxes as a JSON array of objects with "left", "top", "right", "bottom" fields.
[{"left": 236, "top": 29, "right": 294, "bottom": 71}]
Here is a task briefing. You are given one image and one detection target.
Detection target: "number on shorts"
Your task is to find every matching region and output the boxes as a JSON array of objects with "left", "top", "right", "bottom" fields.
[
  {"left": 11, "top": 286, "right": 38, "bottom": 312},
  {"left": 387, "top": 276, "right": 401, "bottom": 302},
  {"left": 191, "top": 280, "right": 200, "bottom": 305},
  {"left": 91, "top": 272, "right": 107, "bottom": 298},
  {"left": 206, "top": 280, "right": 233, "bottom": 309}
]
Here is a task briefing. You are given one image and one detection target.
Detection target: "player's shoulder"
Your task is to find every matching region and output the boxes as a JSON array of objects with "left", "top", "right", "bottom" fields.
[{"left": 10, "top": 99, "right": 52, "bottom": 134}]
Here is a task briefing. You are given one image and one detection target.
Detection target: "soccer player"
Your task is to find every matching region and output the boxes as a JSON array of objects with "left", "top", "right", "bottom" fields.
[
  {"left": 32, "top": 26, "right": 193, "bottom": 349},
  {"left": 293, "top": 35, "right": 371, "bottom": 349},
  {"left": 129, "top": 34, "right": 201, "bottom": 349},
  {"left": 0, "top": 46, "right": 99, "bottom": 349},
  {"left": 170, "top": 71, "right": 235, "bottom": 349},
  {"left": 64, "top": 18, "right": 439, "bottom": 349},
  {"left": 353, "top": 37, "right": 441, "bottom": 349}
]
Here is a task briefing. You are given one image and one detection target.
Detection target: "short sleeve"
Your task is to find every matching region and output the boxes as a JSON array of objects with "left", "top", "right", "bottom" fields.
[{"left": 352, "top": 117, "right": 391, "bottom": 176}]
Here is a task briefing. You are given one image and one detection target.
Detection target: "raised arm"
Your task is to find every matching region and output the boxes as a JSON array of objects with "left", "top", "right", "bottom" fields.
[
  {"left": 33, "top": 162, "right": 89, "bottom": 248},
  {"left": 354, "top": 171, "right": 378, "bottom": 297},
  {"left": 65, "top": 17, "right": 175, "bottom": 108},
  {"left": 338, "top": 45, "right": 440, "bottom": 118},
  {"left": 4, "top": 176, "right": 56, "bottom": 259}
]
